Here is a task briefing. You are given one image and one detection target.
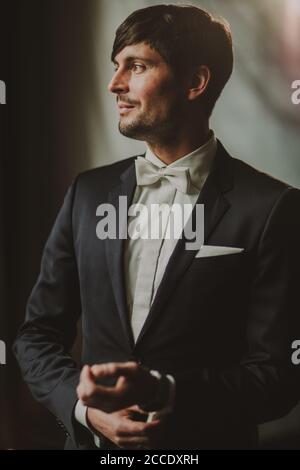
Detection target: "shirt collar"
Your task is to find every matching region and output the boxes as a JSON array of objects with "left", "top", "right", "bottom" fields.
[{"left": 144, "top": 130, "right": 217, "bottom": 191}]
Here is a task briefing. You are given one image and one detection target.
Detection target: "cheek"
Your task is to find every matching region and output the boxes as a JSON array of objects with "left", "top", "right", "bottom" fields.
[
  {"left": 132, "top": 74, "right": 180, "bottom": 115},
  {"left": 135, "top": 81, "right": 161, "bottom": 104},
  {"left": 134, "top": 75, "right": 174, "bottom": 102}
]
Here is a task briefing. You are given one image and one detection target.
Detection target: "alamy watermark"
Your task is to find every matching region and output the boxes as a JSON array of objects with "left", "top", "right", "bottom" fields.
[
  {"left": 96, "top": 197, "right": 204, "bottom": 250},
  {"left": 0, "top": 340, "right": 6, "bottom": 365},
  {"left": 0, "top": 80, "right": 6, "bottom": 104},
  {"left": 291, "top": 340, "right": 300, "bottom": 365},
  {"left": 291, "top": 80, "right": 300, "bottom": 105}
]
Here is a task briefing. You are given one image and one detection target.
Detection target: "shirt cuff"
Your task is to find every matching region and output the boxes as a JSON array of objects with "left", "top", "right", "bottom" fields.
[
  {"left": 74, "top": 399, "right": 101, "bottom": 448},
  {"left": 146, "top": 373, "right": 176, "bottom": 423}
]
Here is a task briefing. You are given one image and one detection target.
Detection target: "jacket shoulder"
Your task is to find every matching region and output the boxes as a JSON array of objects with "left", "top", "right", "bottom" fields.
[
  {"left": 78, "top": 155, "right": 138, "bottom": 183},
  {"left": 217, "top": 144, "right": 300, "bottom": 230},
  {"left": 71, "top": 154, "right": 143, "bottom": 198},
  {"left": 230, "top": 154, "right": 299, "bottom": 203}
]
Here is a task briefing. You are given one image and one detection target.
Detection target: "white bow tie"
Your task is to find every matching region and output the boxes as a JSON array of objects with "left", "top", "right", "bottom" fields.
[{"left": 135, "top": 157, "right": 190, "bottom": 194}]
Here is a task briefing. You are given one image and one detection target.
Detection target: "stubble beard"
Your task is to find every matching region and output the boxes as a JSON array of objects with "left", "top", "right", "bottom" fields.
[{"left": 118, "top": 103, "right": 183, "bottom": 145}]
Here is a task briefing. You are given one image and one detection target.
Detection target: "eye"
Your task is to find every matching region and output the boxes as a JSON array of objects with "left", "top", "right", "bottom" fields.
[{"left": 131, "top": 63, "right": 146, "bottom": 73}]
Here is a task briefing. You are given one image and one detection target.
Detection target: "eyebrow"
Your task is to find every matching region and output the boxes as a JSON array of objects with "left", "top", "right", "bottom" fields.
[{"left": 113, "top": 56, "right": 157, "bottom": 66}]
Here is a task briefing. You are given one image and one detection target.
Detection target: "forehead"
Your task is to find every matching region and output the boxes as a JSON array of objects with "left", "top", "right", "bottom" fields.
[{"left": 113, "top": 42, "right": 165, "bottom": 64}]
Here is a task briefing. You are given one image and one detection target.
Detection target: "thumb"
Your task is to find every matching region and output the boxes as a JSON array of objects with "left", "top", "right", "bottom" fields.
[
  {"left": 80, "top": 364, "right": 95, "bottom": 383},
  {"left": 115, "top": 375, "right": 128, "bottom": 389},
  {"left": 91, "top": 362, "right": 138, "bottom": 379}
]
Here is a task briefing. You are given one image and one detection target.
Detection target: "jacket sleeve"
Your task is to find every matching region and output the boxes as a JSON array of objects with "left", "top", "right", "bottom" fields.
[
  {"left": 13, "top": 178, "right": 83, "bottom": 446},
  {"left": 172, "top": 187, "right": 300, "bottom": 430}
]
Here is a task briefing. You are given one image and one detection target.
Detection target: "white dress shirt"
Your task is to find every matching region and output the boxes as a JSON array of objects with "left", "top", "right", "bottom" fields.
[
  {"left": 126, "top": 132, "right": 217, "bottom": 341},
  {"left": 75, "top": 131, "right": 217, "bottom": 446}
]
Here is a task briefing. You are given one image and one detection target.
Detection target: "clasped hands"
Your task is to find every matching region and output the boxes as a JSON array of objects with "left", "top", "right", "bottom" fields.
[{"left": 76, "top": 361, "right": 166, "bottom": 449}]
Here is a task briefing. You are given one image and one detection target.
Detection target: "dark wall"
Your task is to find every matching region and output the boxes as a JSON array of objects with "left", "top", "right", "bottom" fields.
[{"left": 0, "top": 0, "right": 96, "bottom": 449}]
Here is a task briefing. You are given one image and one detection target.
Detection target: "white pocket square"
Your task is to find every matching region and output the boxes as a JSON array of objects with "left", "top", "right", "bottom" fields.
[{"left": 195, "top": 245, "right": 244, "bottom": 258}]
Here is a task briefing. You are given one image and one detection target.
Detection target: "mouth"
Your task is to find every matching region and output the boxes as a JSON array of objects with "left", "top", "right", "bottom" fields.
[{"left": 117, "top": 102, "right": 136, "bottom": 114}]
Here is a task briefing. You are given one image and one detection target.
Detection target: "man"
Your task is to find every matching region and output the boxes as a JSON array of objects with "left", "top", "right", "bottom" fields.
[{"left": 14, "top": 4, "right": 300, "bottom": 450}]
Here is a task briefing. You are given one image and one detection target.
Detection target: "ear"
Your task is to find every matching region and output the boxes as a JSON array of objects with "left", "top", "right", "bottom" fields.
[{"left": 187, "top": 65, "right": 211, "bottom": 101}]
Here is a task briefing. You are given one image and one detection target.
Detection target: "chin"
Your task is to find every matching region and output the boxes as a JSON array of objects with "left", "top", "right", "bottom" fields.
[
  {"left": 119, "top": 127, "right": 145, "bottom": 141},
  {"left": 118, "top": 120, "right": 144, "bottom": 139}
]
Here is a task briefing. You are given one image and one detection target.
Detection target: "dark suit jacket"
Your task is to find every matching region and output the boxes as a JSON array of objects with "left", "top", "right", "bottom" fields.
[{"left": 14, "top": 141, "right": 300, "bottom": 449}]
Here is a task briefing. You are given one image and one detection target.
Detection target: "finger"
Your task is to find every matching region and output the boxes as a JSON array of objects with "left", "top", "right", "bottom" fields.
[
  {"left": 115, "top": 375, "right": 128, "bottom": 389},
  {"left": 80, "top": 384, "right": 134, "bottom": 412},
  {"left": 80, "top": 364, "right": 98, "bottom": 387},
  {"left": 117, "top": 418, "right": 161, "bottom": 437},
  {"left": 91, "top": 362, "right": 139, "bottom": 379},
  {"left": 77, "top": 365, "right": 96, "bottom": 399},
  {"left": 126, "top": 404, "right": 148, "bottom": 415},
  {"left": 78, "top": 363, "right": 141, "bottom": 410},
  {"left": 125, "top": 405, "right": 150, "bottom": 421},
  {"left": 79, "top": 365, "right": 121, "bottom": 397},
  {"left": 130, "top": 405, "right": 149, "bottom": 415},
  {"left": 79, "top": 364, "right": 91, "bottom": 382},
  {"left": 127, "top": 404, "right": 141, "bottom": 410},
  {"left": 77, "top": 365, "right": 115, "bottom": 404},
  {"left": 115, "top": 436, "right": 150, "bottom": 449},
  {"left": 78, "top": 383, "right": 114, "bottom": 405}
]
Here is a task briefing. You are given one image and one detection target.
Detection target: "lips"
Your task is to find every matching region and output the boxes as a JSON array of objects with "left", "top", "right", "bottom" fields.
[
  {"left": 118, "top": 102, "right": 135, "bottom": 110},
  {"left": 118, "top": 103, "right": 136, "bottom": 116}
]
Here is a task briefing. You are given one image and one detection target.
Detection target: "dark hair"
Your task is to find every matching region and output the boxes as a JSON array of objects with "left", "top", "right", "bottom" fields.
[{"left": 111, "top": 4, "right": 233, "bottom": 117}]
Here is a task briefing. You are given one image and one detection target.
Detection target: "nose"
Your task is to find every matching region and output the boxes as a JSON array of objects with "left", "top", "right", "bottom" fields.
[{"left": 108, "top": 69, "right": 129, "bottom": 94}]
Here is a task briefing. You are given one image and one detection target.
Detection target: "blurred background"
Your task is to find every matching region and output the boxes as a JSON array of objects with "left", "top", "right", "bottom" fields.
[{"left": 0, "top": 0, "right": 300, "bottom": 449}]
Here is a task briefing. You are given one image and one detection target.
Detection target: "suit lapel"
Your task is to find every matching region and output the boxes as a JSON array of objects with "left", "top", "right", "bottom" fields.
[
  {"left": 134, "top": 141, "right": 234, "bottom": 347},
  {"left": 105, "top": 161, "right": 137, "bottom": 350}
]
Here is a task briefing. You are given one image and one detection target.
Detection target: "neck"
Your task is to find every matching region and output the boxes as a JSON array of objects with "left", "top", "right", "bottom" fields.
[{"left": 146, "top": 123, "right": 211, "bottom": 165}]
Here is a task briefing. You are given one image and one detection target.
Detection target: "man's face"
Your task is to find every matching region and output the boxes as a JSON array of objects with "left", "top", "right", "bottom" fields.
[{"left": 108, "top": 42, "right": 186, "bottom": 142}]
